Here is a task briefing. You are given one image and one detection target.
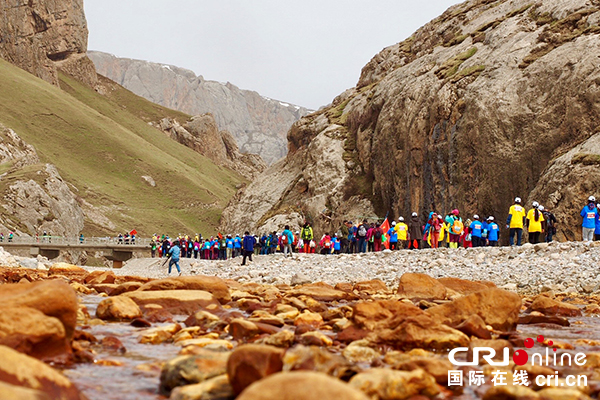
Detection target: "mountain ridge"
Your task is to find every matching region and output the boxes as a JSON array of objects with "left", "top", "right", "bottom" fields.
[{"left": 89, "top": 51, "right": 312, "bottom": 164}]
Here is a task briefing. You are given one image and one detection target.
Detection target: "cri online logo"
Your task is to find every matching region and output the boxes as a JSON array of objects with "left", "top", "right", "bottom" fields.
[{"left": 449, "top": 335, "right": 587, "bottom": 367}]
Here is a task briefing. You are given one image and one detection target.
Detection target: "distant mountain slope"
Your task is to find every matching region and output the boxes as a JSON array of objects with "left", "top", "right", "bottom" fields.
[
  {"left": 0, "top": 57, "right": 243, "bottom": 237},
  {"left": 89, "top": 51, "right": 312, "bottom": 164}
]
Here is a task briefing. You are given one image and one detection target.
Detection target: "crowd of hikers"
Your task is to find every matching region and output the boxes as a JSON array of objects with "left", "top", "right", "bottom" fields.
[{"left": 151, "top": 195, "right": 600, "bottom": 269}]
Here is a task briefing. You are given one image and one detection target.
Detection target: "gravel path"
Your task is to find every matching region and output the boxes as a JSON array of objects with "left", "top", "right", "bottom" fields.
[{"left": 81, "top": 241, "right": 600, "bottom": 295}]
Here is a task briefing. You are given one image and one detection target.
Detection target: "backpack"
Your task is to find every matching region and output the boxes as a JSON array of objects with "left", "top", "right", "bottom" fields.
[
  {"left": 451, "top": 219, "right": 464, "bottom": 235},
  {"left": 281, "top": 235, "right": 289, "bottom": 245},
  {"left": 324, "top": 239, "right": 331, "bottom": 248},
  {"left": 374, "top": 228, "right": 383, "bottom": 240},
  {"left": 358, "top": 225, "right": 367, "bottom": 237}
]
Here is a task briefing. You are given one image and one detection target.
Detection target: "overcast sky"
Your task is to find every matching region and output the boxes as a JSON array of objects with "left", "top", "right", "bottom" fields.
[{"left": 85, "top": 1, "right": 460, "bottom": 109}]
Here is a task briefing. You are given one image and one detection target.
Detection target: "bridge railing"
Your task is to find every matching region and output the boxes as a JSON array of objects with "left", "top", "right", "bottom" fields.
[{"left": 0, "top": 236, "right": 151, "bottom": 246}]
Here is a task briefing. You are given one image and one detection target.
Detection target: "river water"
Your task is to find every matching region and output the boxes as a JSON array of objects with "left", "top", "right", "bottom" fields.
[{"left": 64, "top": 296, "right": 600, "bottom": 400}]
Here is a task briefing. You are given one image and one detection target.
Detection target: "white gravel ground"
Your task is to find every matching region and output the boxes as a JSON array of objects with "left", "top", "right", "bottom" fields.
[{"left": 82, "top": 241, "right": 600, "bottom": 295}]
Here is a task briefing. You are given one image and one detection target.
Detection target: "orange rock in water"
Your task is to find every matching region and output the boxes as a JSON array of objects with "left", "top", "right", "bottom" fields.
[
  {"left": 84, "top": 270, "right": 116, "bottom": 285},
  {"left": 397, "top": 273, "right": 447, "bottom": 300},
  {"left": 0, "top": 306, "right": 70, "bottom": 362},
  {"left": 437, "top": 277, "right": 494, "bottom": 295},
  {"left": 96, "top": 296, "right": 142, "bottom": 321},
  {"left": 529, "top": 296, "right": 582, "bottom": 317},
  {"left": 137, "top": 276, "right": 231, "bottom": 304},
  {"left": 0, "top": 345, "right": 86, "bottom": 400},
  {"left": 426, "top": 288, "right": 521, "bottom": 331},
  {"left": 0, "top": 280, "right": 78, "bottom": 341},
  {"left": 227, "top": 344, "right": 284, "bottom": 395},
  {"left": 237, "top": 371, "right": 369, "bottom": 400},
  {"left": 353, "top": 279, "right": 389, "bottom": 294}
]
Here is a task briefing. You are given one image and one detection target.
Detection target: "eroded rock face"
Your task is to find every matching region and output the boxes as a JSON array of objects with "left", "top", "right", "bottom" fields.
[
  {"left": 221, "top": 0, "right": 600, "bottom": 240},
  {"left": 157, "top": 115, "right": 266, "bottom": 179},
  {"left": 0, "top": 0, "right": 97, "bottom": 87},
  {"left": 88, "top": 51, "right": 311, "bottom": 164}
]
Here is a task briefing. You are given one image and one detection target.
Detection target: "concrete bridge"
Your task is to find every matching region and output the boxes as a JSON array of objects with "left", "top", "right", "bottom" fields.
[{"left": 0, "top": 237, "right": 151, "bottom": 268}]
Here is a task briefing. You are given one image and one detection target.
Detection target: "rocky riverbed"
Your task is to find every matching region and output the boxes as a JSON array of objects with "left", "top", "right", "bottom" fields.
[{"left": 1, "top": 242, "right": 600, "bottom": 400}]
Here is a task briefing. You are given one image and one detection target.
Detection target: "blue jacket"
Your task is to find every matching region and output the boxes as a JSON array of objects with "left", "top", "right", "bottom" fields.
[
  {"left": 581, "top": 205, "right": 599, "bottom": 229},
  {"left": 282, "top": 229, "right": 294, "bottom": 245},
  {"left": 596, "top": 214, "right": 600, "bottom": 234},
  {"left": 470, "top": 221, "right": 483, "bottom": 238},
  {"left": 226, "top": 239, "right": 234, "bottom": 249},
  {"left": 243, "top": 235, "right": 256, "bottom": 251},
  {"left": 387, "top": 228, "right": 398, "bottom": 243},
  {"left": 234, "top": 237, "right": 242, "bottom": 248},
  {"left": 333, "top": 237, "right": 341, "bottom": 251},
  {"left": 168, "top": 245, "right": 181, "bottom": 261},
  {"left": 487, "top": 222, "right": 500, "bottom": 241}
]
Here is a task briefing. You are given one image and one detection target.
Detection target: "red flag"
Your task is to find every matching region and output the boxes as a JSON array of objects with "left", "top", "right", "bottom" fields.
[
  {"left": 380, "top": 218, "right": 391, "bottom": 249},
  {"left": 217, "top": 232, "right": 223, "bottom": 239},
  {"left": 130, "top": 229, "right": 137, "bottom": 235}
]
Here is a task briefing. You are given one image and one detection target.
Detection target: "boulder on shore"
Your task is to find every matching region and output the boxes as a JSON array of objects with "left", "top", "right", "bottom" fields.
[
  {"left": 136, "top": 276, "right": 231, "bottom": 304},
  {"left": 0, "top": 280, "right": 78, "bottom": 341},
  {"left": 237, "top": 371, "right": 370, "bottom": 400}
]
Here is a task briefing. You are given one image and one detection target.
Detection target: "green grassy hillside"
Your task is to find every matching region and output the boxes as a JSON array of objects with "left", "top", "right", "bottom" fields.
[{"left": 0, "top": 58, "right": 243, "bottom": 237}]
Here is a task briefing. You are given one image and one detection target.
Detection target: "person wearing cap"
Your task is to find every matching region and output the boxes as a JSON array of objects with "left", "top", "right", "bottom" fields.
[
  {"left": 507, "top": 197, "right": 526, "bottom": 246},
  {"left": 487, "top": 216, "right": 500, "bottom": 246},
  {"left": 388, "top": 221, "right": 398, "bottom": 250},
  {"left": 395, "top": 217, "right": 409, "bottom": 249},
  {"left": 281, "top": 225, "right": 294, "bottom": 257},
  {"left": 469, "top": 215, "right": 484, "bottom": 247},
  {"left": 408, "top": 212, "right": 422, "bottom": 249},
  {"left": 445, "top": 209, "right": 463, "bottom": 249},
  {"left": 540, "top": 206, "right": 557, "bottom": 243},
  {"left": 581, "top": 196, "right": 599, "bottom": 241},
  {"left": 526, "top": 202, "right": 545, "bottom": 244}
]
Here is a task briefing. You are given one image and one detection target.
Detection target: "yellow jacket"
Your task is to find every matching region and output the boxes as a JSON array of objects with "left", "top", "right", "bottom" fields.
[
  {"left": 508, "top": 204, "right": 526, "bottom": 229},
  {"left": 526, "top": 209, "right": 545, "bottom": 232},
  {"left": 394, "top": 223, "right": 409, "bottom": 241}
]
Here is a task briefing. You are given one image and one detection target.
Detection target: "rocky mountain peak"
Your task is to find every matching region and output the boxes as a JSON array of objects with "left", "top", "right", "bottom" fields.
[{"left": 0, "top": 0, "right": 97, "bottom": 87}]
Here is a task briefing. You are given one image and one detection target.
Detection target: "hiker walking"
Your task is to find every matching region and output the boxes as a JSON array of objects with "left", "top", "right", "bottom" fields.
[
  {"left": 408, "top": 213, "right": 422, "bottom": 249},
  {"left": 372, "top": 223, "right": 383, "bottom": 252},
  {"left": 470, "top": 215, "right": 484, "bottom": 247},
  {"left": 445, "top": 209, "right": 464, "bottom": 249},
  {"left": 301, "top": 223, "right": 314, "bottom": 254},
  {"left": 427, "top": 213, "right": 442, "bottom": 249},
  {"left": 281, "top": 225, "right": 294, "bottom": 257},
  {"left": 526, "top": 201, "right": 544, "bottom": 244},
  {"left": 388, "top": 221, "right": 398, "bottom": 250},
  {"left": 581, "top": 196, "right": 598, "bottom": 242},
  {"left": 339, "top": 221, "right": 350, "bottom": 253},
  {"left": 167, "top": 240, "right": 182, "bottom": 276},
  {"left": 241, "top": 231, "right": 256, "bottom": 266},
  {"left": 486, "top": 216, "right": 500, "bottom": 246},
  {"left": 319, "top": 232, "right": 332, "bottom": 255},
  {"left": 507, "top": 197, "right": 526, "bottom": 246},
  {"left": 540, "top": 206, "right": 557, "bottom": 243},
  {"left": 357, "top": 220, "right": 369, "bottom": 253}
]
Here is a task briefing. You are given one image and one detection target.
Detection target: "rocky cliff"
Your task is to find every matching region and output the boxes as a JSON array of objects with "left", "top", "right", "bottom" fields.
[
  {"left": 221, "top": 0, "right": 600, "bottom": 240},
  {"left": 88, "top": 51, "right": 311, "bottom": 164},
  {"left": 0, "top": 0, "right": 97, "bottom": 88},
  {"left": 0, "top": 124, "right": 84, "bottom": 237},
  {"left": 156, "top": 114, "right": 267, "bottom": 179}
]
